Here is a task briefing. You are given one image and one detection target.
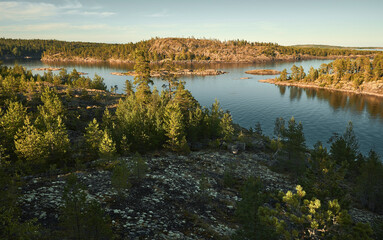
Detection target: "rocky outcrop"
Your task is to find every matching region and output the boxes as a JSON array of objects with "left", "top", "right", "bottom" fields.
[
  {"left": 245, "top": 69, "right": 281, "bottom": 75},
  {"left": 19, "top": 149, "right": 294, "bottom": 239},
  {"left": 110, "top": 69, "right": 226, "bottom": 77}
]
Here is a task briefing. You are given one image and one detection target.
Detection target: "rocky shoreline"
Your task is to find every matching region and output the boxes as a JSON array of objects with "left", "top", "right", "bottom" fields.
[
  {"left": 41, "top": 54, "right": 376, "bottom": 65},
  {"left": 259, "top": 78, "right": 383, "bottom": 98},
  {"left": 245, "top": 69, "right": 281, "bottom": 75},
  {"left": 111, "top": 69, "right": 226, "bottom": 77}
]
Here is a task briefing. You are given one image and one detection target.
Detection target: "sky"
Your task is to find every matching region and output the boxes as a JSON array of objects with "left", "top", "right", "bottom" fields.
[{"left": 0, "top": 0, "right": 383, "bottom": 47}]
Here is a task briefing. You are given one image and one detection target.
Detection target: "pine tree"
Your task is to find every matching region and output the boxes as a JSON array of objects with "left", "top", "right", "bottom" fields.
[
  {"left": 14, "top": 117, "right": 48, "bottom": 164},
  {"left": 133, "top": 49, "right": 153, "bottom": 103},
  {"left": 160, "top": 60, "right": 179, "bottom": 98},
  {"left": 111, "top": 161, "right": 130, "bottom": 193},
  {"left": 124, "top": 79, "right": 134, "bottom": 96},
  {"left": 0, "top": 101, "right": 27, "bottom": 151},
  {"left": 84, "top": 119, "right": 103, "bottom": 158},
  {"left": 43, "top": 116, "right": 70, "bottom": 165},
  {"left": 220, "top": 112, "right": 234, "bottom": 142},
  {"left": 37, "top": 87, "right": 64, "bottom": 129},
  {"left": 99, "top": 130, "right": 116, "bottom": 159},
  {"left": 60, "top": 174, "right": 112, "bottom": 240},
  {"left": 163, "top": 103, "right": 185, "bottom": 152},
  {"left": 291, "top": 64, "right": 299, "bottom": 81},
  {"left": 279, "top": 69, "right": 288, "bottom": 81},
  {"left": 131, "top": 152, "right": 147, "bottom": 181}
]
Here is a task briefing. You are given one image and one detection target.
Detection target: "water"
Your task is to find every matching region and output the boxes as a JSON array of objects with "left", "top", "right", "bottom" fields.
[{"left": 4, "top": 59, "right": 383, "bottom": 156}]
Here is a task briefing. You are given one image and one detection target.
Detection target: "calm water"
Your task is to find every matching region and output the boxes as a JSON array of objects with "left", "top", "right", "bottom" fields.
[{"left": 4, "top": 59, "right": 383, "bottom": 156}]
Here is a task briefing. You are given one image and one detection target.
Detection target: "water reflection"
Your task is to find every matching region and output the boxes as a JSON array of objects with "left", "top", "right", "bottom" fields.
[{"left": 280, "top": 86, "right": 383, "bottom": 119}]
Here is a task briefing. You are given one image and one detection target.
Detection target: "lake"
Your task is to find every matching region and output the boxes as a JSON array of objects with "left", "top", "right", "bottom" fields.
[{"left": 4, "top": 59, "right": 383, "bottom": 156}]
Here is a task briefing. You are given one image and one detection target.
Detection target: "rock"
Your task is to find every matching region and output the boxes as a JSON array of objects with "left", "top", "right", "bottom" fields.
[{"left": 251, "top": 139, "right": 265, "bottom": 151}]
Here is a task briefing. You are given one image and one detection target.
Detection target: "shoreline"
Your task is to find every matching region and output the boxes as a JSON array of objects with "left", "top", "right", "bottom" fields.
[
  {"left": 40, "top": 54, "right": 376, "bottom": 65},
  {"left": 110, "top": 69, "right": 226, "bottom": 77},
  {"left": 259, "top": 78, "right": 383, "bottom": 98}
]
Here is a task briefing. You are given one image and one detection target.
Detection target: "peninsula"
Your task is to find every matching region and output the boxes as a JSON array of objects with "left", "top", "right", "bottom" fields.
[{"left": 260, "top": 55, "right": 383, "bottom": 97}]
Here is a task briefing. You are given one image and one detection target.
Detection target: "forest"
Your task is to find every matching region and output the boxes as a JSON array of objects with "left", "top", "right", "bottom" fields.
[
  {"left": 0, "top": 37, "right": 378, "bottom": 63},
  {"left": 1, "top": 49, "right": 383, "bottom": 239},
  {"left": 275, "top": 54, "right": 383, "bottom": 95}
]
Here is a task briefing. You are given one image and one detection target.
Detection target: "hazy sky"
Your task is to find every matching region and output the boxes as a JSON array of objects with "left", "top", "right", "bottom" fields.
[{"left": 1, "top": 0, "right": 382, "bottom": 46}]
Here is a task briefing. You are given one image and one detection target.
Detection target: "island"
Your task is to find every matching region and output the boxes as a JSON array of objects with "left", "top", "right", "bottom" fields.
[
  {"left": 245, "top": 69, "right": 281, "bottom": 75},
  {"left": 111, "top": 68, "right": 226, "bottom": 77}
]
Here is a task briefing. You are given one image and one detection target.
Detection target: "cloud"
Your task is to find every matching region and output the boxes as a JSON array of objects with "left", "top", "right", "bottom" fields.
[
  {"left": 0, "top": 1, "right": 115, "bottom": 20},
  {"left": 146, "top": 9, "right": 169, "bottom": 18},
  {"left": 0, "top": 1, "right": 57, "bottom": 20},
  {"left": 0, "top": 23, "right": 128, "bottom": 32},
  {"left": 83, "top": 11, "right": 115, "bottom": 17}
]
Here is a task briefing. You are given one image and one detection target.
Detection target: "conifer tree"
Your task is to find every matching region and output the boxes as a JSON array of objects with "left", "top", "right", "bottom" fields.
[
  {"left": 60, "top": 174, "right": 112, "bottom": 240},
  {"left": 163, "top": 103, "right": 186, "bottom": 152},
  {"left": 0, "top": 101, "right": 27, "bottom": 151},
  {"left": 99, "top": 130, "right": 116, "bottom": 159},
  {"left": 160, "top": 60, "right": 178, "bottom": 98},
  {"left": 14, "top": 117, "right": 48, "bottom": 164},
  {"left": 279, "top": 69, "right": 288, "bottom": 81},
  {"left": 133, "top": 49, "right": 152, "bottom": 103},
  {"left": 291, "top": 64, "right": 299, "bottom": 81},
  {"left": 131, "top": 152, "right": 148, "bottom": 181},
  {"left": 43, "top": 116, "right": 70, "bottom": 164},
  {"left": 124, "top": 79, "right": 134, "bottom": 96},
  {"left": 220, "top": 112, "right": 234, "bottom": 142},
  {"left": 84, "top": 118, "right": 103, "bottom": 158},
  {"left": 37, "top": 87, "right": 64, "bottom": 129}
]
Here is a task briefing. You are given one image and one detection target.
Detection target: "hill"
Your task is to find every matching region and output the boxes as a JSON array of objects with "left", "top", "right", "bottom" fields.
[{"left": 0, "top": 37, "right": 379, "bottom": 63}]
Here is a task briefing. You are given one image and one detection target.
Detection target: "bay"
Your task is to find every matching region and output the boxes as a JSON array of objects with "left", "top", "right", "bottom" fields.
[{"left": 4, "top": 59, "right": 383, "bottom": 156}]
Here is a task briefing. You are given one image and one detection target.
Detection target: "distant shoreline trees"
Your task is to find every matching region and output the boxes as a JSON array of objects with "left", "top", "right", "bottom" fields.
[{"left": 0, "top": 37, "right": 378, "bottom": 63}]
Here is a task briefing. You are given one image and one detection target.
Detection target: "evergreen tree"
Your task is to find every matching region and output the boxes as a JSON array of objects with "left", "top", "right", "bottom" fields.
[
  {"left": 37, "top": 87, "right": 64, "bottom": 129},
  {"left": 163, "top": 103, "right": 187, "bottom": 152},
  {"left": 220, "top": 112, "right": 234, "bottom": 142},
  {"left": 329, "top": 122, "right": 359, "bottom": 169},
  {"left": 302, "top": 142, "right": 346, "bottom": 203},
  {"left": 131, "top": 152, "right": 148, "bottom": 181},
  {"left": 99, "top": 130, "right": 116, "bottom": 159},
  {"left": 283, "top": 117, "right": 306, "bottom": 162},
  {"left": 298, "top": 66, "right": 306, "bottom": 80},
  {"left": 43, "top": 116, "right": 70, "bottom": 165},
  {"left": 279, "top": 68, "right": 288, "bottom": 81},
  {"left": 60, "top": 174, "right": 112, "bottom": 240},
  {"left": 291, "top": 64, "right": 299, "bottom": 81},
  {"left": 133, "top": 49, "right": 153, "bottom": 103},
  {"left": 259, "top": 185, "right": 373, "bottom": 240},
  {"left": 124, "top": 79, "right": 134, "bottom": 96},
  {"left": 84, "top": 118, "right": 103, "bottom": 158},
  {"left": 14, "top": 117, "right": 48, "bottom": 164},
  {"left": 160, "top": 60, "right": 179, "bottom": 98},
  {"left": 234, "top": 177, "right": 276, "bottom": 240},
  {"left": 356, "top": 150, "right": 383, "bottom": 213},
  {"left": 0, "top": 101, "right": 27, "bottom": 152},
  {"left": 111, "top": 161, "right": 130, "bottom": 193}
]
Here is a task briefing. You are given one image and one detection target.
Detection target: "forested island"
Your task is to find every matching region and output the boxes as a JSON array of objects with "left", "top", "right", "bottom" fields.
[
  {"left": 260, "top": 54, "right": 383, "bottom": 97},
  {"left": 0, "top": 37, "right": 379, "bottom": 63},
  {"left": 1, "top": 46, "right": 383, "bottom": 240}
]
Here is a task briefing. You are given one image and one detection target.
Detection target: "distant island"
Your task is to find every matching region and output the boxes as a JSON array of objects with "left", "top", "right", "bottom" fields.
[
  {"left": 0, "top": 37, "right": 380, "bottom": 64},
  {"left": 245, "top": 69, "right": 281, "bottom": 75},
  {"left": 111, "top": 68, "right": 226, "bottom": 77}
]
